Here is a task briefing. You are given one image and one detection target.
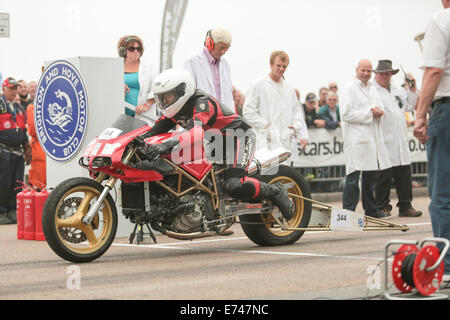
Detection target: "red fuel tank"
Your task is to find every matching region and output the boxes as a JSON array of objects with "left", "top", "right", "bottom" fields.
[
  {"left": 23, "top": 188, "right": 37, "bottom": 240},
  {"left": 34, "top": 189, "right": 50, "bottom": 241}
]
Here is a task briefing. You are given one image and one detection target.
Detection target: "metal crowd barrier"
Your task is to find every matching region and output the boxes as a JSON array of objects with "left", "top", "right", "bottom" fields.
[{"left": 292, "top": 161, "right": 428, "bottom": 193}]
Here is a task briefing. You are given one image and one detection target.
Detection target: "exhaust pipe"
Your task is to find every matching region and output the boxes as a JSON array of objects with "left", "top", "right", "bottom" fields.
[
  {"left": 248, "top": 147, "right": 291, "bottom": 176},
  {"left": 150, "top": 220, "right": 216, "bottom": 240},
  {"left": 166, "top": 230, "right": 216, "bottom": 240}
]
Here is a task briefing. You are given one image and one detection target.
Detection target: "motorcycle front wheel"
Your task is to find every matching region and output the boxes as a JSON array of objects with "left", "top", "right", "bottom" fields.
[
  {"left": 42, "top": 177, "right": 118, "bottom": 263},
  {"left": 240, "top": 165, "right": 312, "bottom": 246}
]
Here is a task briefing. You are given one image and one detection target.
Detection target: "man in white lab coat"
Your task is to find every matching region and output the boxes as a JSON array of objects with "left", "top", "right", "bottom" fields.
[
  {"left": 373, "top": 60, "right": 422, "bottom": 218},
  {"left": 242, "top": 50, "right": 308, "bottom": 153},
  {"left": 340, "top": 59, "right": 391, "bottom": 219},
  {"left": 184, "top": 27, "right": 235, "bottom": 113}
]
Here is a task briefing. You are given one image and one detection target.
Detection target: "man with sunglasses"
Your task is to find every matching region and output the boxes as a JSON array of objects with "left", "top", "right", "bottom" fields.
[
  {"left": 372, "top": 59, "right": 421, "bottom": 218},
  {"left": 317, "top": 91, "right": 341, "bottom": 129},
  {"left": 329, "top": 82, "right": 338, "bottom": 93},
  {"left": 184, "top": 28, "right": 236, "bottom": 114}
]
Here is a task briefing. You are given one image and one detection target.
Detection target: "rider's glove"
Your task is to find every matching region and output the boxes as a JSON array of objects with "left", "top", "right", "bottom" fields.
[
  {"left": 133, "top": 136, "right": 147, "bottom": 148},
  {"left": 145, "top": 139, "right": 179, "bottom": 162},
  {"left": 133, "top": 136, "right": 151, "bottom": 156}
]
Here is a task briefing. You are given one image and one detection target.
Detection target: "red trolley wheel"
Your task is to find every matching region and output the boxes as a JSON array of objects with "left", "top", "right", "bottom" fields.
[
  {"left": 392, "top": 244, "right": 419, "bottom": 293},
  {"left": 413, "top": 245, "right": 444, "bottom": 296}
]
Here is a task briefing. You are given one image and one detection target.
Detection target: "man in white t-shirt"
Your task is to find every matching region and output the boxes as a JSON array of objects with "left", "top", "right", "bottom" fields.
[{"left": 413, "top": 0, "right": 450, "bottom": 280}]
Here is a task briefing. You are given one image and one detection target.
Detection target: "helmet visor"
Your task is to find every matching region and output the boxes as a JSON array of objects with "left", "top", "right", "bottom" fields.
[{"left": 154, "top": 83, "right": 186, "bottom": 110}]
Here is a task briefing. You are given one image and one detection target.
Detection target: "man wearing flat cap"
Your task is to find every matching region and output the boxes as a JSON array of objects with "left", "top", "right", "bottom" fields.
[
  {"left": 373, "top": 59, "right": 422, "bottom": 218},
  {"left": 0, "top": 77, "right": 31, "bottom": 224}
]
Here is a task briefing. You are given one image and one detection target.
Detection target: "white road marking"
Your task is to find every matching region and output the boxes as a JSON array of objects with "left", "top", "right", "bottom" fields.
[
  {"left": 112, "top": 221, "right": 430, "bottom": 262},
  {"left": 402, "top": 222, "right": 431, "bottom": 227},
  {"left": 112, "top": 242, "right": 386, "bottom": 262},
  {"left": 154, "top": 236, "right": 249, "bottom": 246}
]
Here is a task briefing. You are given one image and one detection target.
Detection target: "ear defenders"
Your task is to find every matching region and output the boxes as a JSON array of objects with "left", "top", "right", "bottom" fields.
[
  {"left": 118, "top": 36, "right": 140, "bottom": 58},
  {"left": 204, "top": 30, "right": 214, "bottom": 51},
  {"left": 118, "top": 44, "right": 127, "bottom": 58}
]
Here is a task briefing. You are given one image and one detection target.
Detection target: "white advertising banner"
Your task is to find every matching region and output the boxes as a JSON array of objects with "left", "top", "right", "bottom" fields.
[{"left": 290, "top": 127, "right": 427, "bottom": 168}]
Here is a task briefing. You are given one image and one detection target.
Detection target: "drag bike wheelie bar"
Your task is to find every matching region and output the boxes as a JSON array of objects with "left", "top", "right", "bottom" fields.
[
  {"left": 218, "top": 186, "right": 409, "bottom": 233},
  {"left": 284, "top": 192, "right": 409, "bottom": 232}
]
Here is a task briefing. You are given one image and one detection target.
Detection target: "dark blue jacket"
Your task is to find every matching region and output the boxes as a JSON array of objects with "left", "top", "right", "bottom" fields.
[{"left": 318, "top": 105, "right": 341, "bottom": 129}]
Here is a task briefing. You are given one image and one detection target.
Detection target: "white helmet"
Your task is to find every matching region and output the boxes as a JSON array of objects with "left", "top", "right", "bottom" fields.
[{"left": 152, "top": 68, "right": 196, "bottom": 118}]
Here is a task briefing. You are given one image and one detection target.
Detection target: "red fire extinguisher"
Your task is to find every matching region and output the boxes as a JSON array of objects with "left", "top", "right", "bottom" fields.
[
  {"left": 24, "top": 188, "right": 37, "bottom": 240},
  {"left": 16, "top": 187, "right": 27, "bottom": 240},
  {"left": 34, "top": 188, "right": 50, "bottom": 241}
]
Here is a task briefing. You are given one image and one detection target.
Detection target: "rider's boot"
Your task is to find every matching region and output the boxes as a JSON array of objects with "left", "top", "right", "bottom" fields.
[{"left": 257, "top": 182, "right": 294, "bottom": 220}]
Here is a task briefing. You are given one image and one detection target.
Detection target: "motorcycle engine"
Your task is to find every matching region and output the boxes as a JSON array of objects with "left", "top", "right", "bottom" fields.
[{"left": 170, "top": 191, "right": 213, "bottom": 233}]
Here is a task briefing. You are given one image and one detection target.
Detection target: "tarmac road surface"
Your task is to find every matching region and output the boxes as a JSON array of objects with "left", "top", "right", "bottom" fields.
[{"left": 1, "top": 196, "right": 449, "bottom": 302}]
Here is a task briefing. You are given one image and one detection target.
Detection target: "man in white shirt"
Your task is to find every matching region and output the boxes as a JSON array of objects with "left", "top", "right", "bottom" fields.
[
  {"left": 414, "top": 0, "right": 450, "bottom": 280},
  {"left": 373, "top": 60, "right": 422, "bottom": 218},
  {"left": 184, "top": 28, "right": 235, "bottom": 113},
  {"left": 340, "top": 59, "right": 391, "bottom": 219},
  {"left": 243, "top": 50, "right": 308, "bottom": 154}
]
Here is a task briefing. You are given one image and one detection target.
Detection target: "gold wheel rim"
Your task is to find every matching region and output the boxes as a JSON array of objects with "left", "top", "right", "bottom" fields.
[
  {"left": 261, "top": 176, "right": 304, "bottom": 236},
  {"left": 54, "top": 185, "right": 113, "bottom": 255}
]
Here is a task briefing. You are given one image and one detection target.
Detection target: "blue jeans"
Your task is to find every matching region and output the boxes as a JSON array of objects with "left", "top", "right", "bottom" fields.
[
  {"left": 343, "top": 170, "right": 379, "bottom": 216},
  {"left": 426, "top": 101, "right": 450, "bottom": 274}
]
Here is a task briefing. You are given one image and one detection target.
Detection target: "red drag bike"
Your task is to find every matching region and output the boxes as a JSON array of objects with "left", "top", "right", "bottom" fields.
[{"left": 42, "top": 115, "right": 311, "bottom": 263}]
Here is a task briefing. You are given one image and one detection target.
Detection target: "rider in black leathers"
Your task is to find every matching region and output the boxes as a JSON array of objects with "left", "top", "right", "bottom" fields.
[{"left": 138, "top": 68, "right": 294, "bottom": 220}]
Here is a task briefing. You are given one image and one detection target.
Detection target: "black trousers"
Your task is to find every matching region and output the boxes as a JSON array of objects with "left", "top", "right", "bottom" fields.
[
  {"left": 0, "top": 150, "right": 25, "bottom": 213},
  {"left": 375, "top": 165, "right": 413, "bottom": 212},
  {"left": 342, "top": 170, "right": 379, "bottom": 215}
]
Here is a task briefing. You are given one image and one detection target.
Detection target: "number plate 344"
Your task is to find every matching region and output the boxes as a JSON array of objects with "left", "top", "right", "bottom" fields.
[{"left": 330, "top": 208, "right": 364, "bottom": 232}]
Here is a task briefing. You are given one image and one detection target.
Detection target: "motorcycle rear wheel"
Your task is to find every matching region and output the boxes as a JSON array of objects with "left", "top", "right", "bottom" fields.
[
  {"left": 42, "top": 177, "right": 118, "bottom": 263},
  {"left": 240, "top": 165, "right": 312, "bottom": 246}
]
